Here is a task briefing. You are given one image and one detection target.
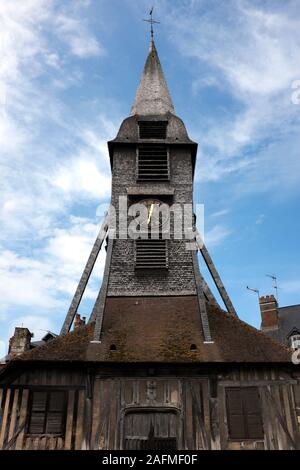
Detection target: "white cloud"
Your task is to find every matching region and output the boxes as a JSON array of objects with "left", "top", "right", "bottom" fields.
[
  {"left": 162, "top": 0, "right": 300, "bottom": 191},
  {"left": 8, "top": 315, "right": 55, "bottom": 342},
  {"left": 255, "top": 214, "right": 265, "bottom": 225},
  {"left": 53, "top": 158, "right": 111, "bottom": 200},
  {"left": 204, "top": 224, "right": 231, "bottom": 248},
  {"left": 211, "top": 209, "right": 230, "bottom": 218},
  {"left": 55, "top": 14, "right": 104, "bottom": 58},
  {"left": 0, "top": 340, "right": 6, "bottom": 361}
]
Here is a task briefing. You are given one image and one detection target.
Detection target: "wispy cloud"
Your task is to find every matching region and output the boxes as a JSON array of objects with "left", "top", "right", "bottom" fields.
[
  {"left": 205, "top": 224, "right": 232, "bottom": 248},
  {"left": 162, "top": 0, "right": 300, "bottom": 194},
  {"left": 0, "top": 0, "right": 114, "bottom": 350}
]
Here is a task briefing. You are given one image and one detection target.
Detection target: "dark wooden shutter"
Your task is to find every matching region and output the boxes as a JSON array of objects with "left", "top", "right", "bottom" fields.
[
  {"left": 28, "top": 392, "right": 47, "bottom": 434},
  {"left": 27, "top": 390, "right": 66, "bottom": 435},
  {"left": 243, "top": 388, "right": 264, "bottom": 439},
  {"left": 226, "top": 387, "right": 263, "bottom": 440},
  {"left": 135, "top": 239, "right": 168, "bottom": 269},
  {"left": 137, "top": 145, "right": 169, "bottom": 181},
  {"left": 46, "top": 391, "right": 65, "bottom": 434},
  {"left": 139, "top": 121, "right": 167, "bottom": 139},
  {"left": 226, "top": 388, "right": 245, "bottom": 439}
]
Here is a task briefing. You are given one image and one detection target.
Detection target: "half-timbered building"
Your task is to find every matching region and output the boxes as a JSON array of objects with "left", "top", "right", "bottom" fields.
[{"left": 0, "top": 37, "right": 299, "bottom": 451}]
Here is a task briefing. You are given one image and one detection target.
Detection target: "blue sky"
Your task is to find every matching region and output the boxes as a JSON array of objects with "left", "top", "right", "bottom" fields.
[{"left": 1, "top": 0, "right": 300, "bottom": 357}]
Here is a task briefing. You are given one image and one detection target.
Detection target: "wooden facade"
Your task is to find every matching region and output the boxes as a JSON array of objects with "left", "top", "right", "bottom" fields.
[{"left": 1, "top": 365, "right": 300, "bottom": 450}]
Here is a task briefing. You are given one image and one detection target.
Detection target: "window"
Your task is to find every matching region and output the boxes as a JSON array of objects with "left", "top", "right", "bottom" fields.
[
  {"left": 27, "top": 390, "right": 66, "bottom": 435},
  {"left": 226, "top": 387, "right": 264, "bottom": 440},
  {"left": 289, "top": 334, "right": 300, "bottom": 350},
  {"left": 139, "top": 121, "right": 167, "bottom": 139},
  {"left": 137, "top": 145, "right": 169, "bottom": 181},
  {"left": 135, "top": 238, "right": 168, "bottom": 269}
]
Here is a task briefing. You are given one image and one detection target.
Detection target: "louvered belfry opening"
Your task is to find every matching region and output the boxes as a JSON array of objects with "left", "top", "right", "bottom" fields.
[
  {"left": 137, "top": 145, "right": 169, "bottom": 181},
  {"left": 135, "top": 236, "right": 168, "bottom": 270},
  {"left": 139, "top": 121, "right": 167, "bottom": 139}
]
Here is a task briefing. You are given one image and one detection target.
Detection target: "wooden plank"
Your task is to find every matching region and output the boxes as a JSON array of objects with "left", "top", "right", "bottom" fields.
[
  {"left": 282, "top": 385, "right": 294, "bottom": 443},
  {"left": 64, "top": 390, "right": 75, "bottom": 450},
  {"left": 192, "top": 251, "right": 212, "bottom": 342},
  {"left": 218, "top": 386, "right": 228, "bottom": 450},
  {"left": 0, "top": 388, "right": 11, "bottom": 448},
  {"left": 0, "top": 388, "right": 3, "bottom": 431},
  {"left": 60, "top": 215, "right": 109, "bottom": 334},
  {"left": 91, "top": 380, "right": 101, "bottom": 449},
  {"left": 8, "top": 389, "right": 19, "bottom": 443},
  {"left": 15, "top": 389, "right": 29, "bottom": 450},
  {"left": 195, "top": 229, "right": 237, "bottom": 316},
  {"left": 92, "top": 238, "right": 114, "bottom": 340},
  {"left": 75, "top": 390, "right": 85, "bottom": 450},
  {"left": 219, "top": 379, "right": 297, "bottom": 386}
]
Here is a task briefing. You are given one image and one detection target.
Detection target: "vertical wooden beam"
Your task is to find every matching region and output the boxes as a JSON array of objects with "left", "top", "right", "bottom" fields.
[
  {"left": 60, "top": 216, "right": 109, "bottom": 335},
  {"left": 195, "top": 228, "right": 237, "bottom": 316},
  {"left": 75, "top": 390, "right": 85, "bottom": 450},
  {"left": 15, "top": 389, "right": 29, "bottom": 450},
  {"left": 64, "top": 390, "right": 75, "bottom": 450},
  {"left": 8, "top": 389, "right": 19, "bottom": 443},
  {"left": 0, "top": 389, "right": 11, "bottom": 448}
]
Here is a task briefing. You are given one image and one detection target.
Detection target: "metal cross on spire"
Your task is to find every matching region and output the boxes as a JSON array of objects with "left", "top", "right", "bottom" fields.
[{"left": 143, "top": 6, "right": 160, "bottom": 39}]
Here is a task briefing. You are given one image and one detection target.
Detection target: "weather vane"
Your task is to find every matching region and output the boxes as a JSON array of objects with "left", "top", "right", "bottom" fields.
[{"left": 143, "top": 6, "right": 160, "bottom": 39}]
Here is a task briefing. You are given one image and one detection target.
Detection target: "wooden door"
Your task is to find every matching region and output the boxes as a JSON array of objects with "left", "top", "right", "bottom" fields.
[{"left": 124, "top": 410, "right": 178, "bottom": 450}]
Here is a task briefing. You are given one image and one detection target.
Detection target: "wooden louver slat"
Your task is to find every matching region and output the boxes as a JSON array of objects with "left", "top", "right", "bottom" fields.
[
  {"left": 135, "top": 239, "right": 168, "bottom": 269},
  {"left": 137, "top": 145, "right": 169, "bottom": 181},
  {"left": 139, "top": 121, "right": 167, "bottom": 139}
]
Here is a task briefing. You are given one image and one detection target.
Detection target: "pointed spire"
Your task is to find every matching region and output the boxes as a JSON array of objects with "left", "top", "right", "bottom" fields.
[{"left": 130, "top": 39, "right": 175, "bottom": 116}]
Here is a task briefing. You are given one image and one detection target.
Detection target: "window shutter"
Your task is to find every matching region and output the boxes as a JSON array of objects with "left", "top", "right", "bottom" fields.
[
  {"left": 226, "top": 389, "right": 245, "bottom": 439},
  {"left": 135, "top": 239, "right": 168, "bottom": 269},
  {"left": 28, "top": 391, "right": 47, "bottom": 434},
  {"left": 27, "top": 390, "right": 66, "bottom": 435},
  {"left": 46, "top": 391, "right": 65, "bottom": 434},
  {"left": 137, "top": 145, "right": 169, "bottom": 181},
  {"left": 226, "top": 387, "right": 263, "bottom": 440},
  {"left": 139, "top": 121, "right": 167, "bottom": 139},
  {"left": 243, "top": 388, "right": 264, "bottom": 439}
]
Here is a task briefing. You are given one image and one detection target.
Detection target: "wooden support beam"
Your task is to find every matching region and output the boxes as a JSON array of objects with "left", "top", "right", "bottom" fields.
[
  {"left": 198, "top": 270, "right": 220, "bottom": 308},
  {"left": 195, "top": 228, "right": 237, "bottom": 316},
  {"left": 91, "top": 238, "right": 114, "bottom": 341},
  {"left": 192, "top": 251, "right": 212, "bottom": 343},
  {"left": 60, "top": 215, "right": 109, "bottom": 335}
]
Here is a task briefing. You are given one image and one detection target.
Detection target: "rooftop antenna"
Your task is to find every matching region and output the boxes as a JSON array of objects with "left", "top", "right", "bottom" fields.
[
  {"left": 246, "top": 286, "right": 260, "bottom": 302},
  {"left": 143, "top": 6, "right": 160, "bottom": 40},
  {"left": 266, "top": 274, "right": 279, "bottom": 303}
]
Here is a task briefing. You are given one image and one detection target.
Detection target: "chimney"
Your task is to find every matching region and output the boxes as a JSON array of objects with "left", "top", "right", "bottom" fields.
[
  {"left": 74, "top": 313, "right": 86, "bottom": 330},
  {"left": 8, "top": 327, "right": 33, "bottom": 358},
  {"left": 259, "top": 295, "right": 279, "bottom": 331}
]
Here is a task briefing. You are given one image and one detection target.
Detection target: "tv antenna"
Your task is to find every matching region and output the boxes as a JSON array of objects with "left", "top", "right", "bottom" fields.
[
  {"left": 266, "top": 274, "right": 279, "bottom": 302},
  {"left": 246, "top": 286, "right": 260, "bottom": 301}
]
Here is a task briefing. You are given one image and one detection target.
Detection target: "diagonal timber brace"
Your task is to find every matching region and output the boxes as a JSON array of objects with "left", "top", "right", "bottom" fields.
[
  {"left": 195, "top": 228, "right": 237, "bottom": 317},
  {"left": 60, "top": 215, "right": 109, "bottom": 335},
  {"left": 192, "top": 251, "right": 212, "bottom": 342},
  {"left": 198, "top": 270, "right": 220, "bottom": 308},
  {"left": 91, "top": 237, "right": 114, "bottom": 341}
]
